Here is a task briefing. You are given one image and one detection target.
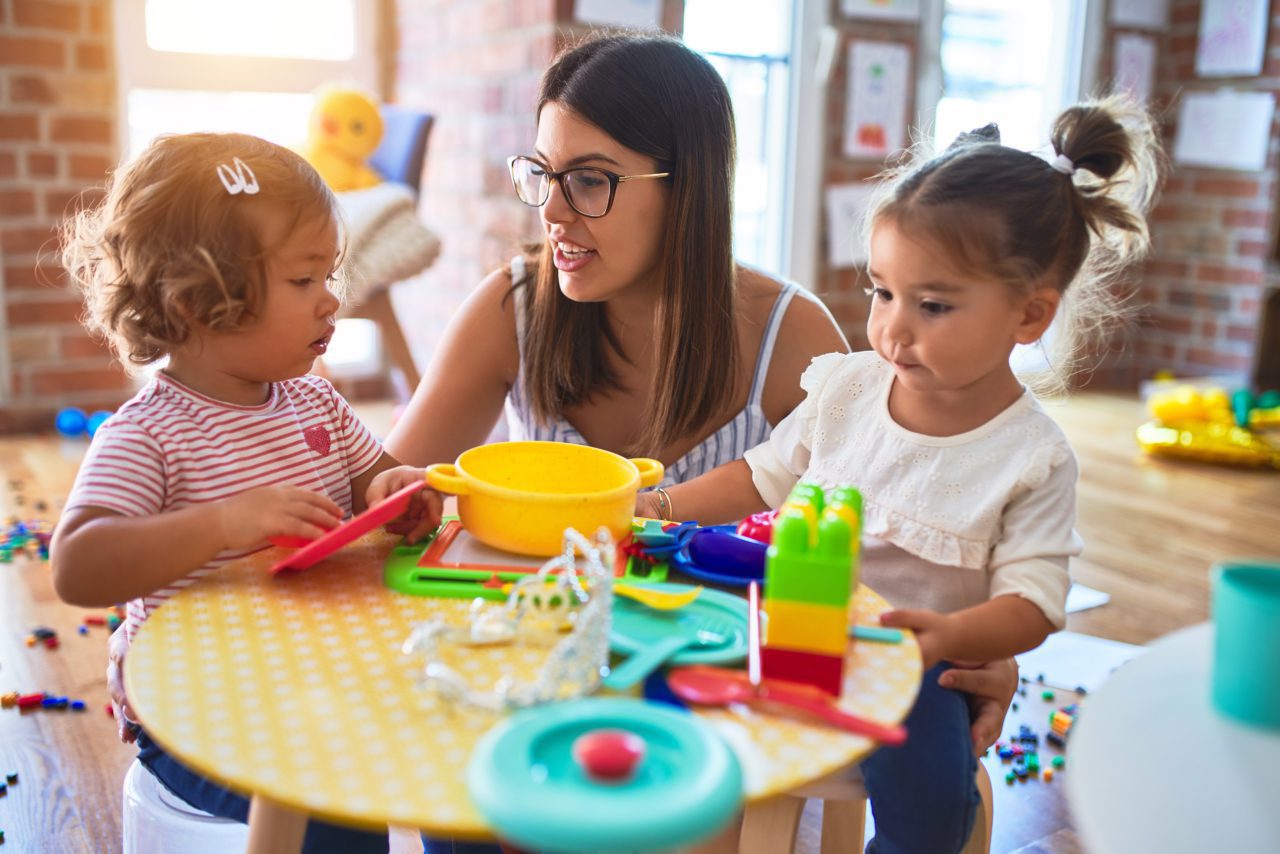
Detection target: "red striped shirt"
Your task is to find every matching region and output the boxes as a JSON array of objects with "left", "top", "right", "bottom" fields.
[{"left": 65, "top": 372, "right": 383, "bottom": 639}]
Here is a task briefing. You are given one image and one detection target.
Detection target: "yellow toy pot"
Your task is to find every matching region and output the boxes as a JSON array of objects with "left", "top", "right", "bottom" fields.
[{"left": 425, "top": 442, "right": 664, "bottom": 556}]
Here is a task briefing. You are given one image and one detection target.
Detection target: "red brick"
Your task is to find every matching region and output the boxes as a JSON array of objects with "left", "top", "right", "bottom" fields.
[
  {"left": 0, "top": 225, "right": 59, "bottom": 254},
  {"left": 68, "top": 153, "right": 114, "bottom": 180},
  {"left": 1194, "top": 177, "right": 1264, "bottom": 198},
  {"left": 3, "top": 262, "right": 51, "bottom": 290},
  {"left": 88, "top": 4, "right": 107, "bottom": 34},
  {"left": 7, "top": 298, "right": 82, "bottom": 326},
  {"left": 1222, "top": 208, "right": 1269, "bottom": 228},
  {"left": 27, "top": 152, "right": 58, "bottom": 178},
  {"left": 14, "top": 0, "right": 81, "bottom": 31},
  {"left": 1236, "top": 239, "right": 1268, "bottom": 259},
  {"left": 75, "top": 42, "right": 108, "bottom": 71},
  {"left": 10, "top": 75, "right": 58, "bottom": 104},
  {"left": 61, "top": 333, "right": 113, "bottom": 359},
  {"left": 1225, "top": 324, "right": 1256, "bottom": 343},
  {"left": 50, "top": 116, "right": 113, "bottom": 144},
  {"left": 0, "top": 153, "right": 16, "bottom": 179},
  {"left": 0, "top": 35, "right": 66, "bottom": 68},
  {"left": 31, "top": 365, "right": 130, "bottom": 396},
  {"left": 0, "top": 190, "right": 37, "bottom": 218},
  {"left": 0, "top": 114, "right": 40, "bottom": 141},
  {"left": 43, "top": 186, "right": 104, "bottom": 218},
  {"left": 1197, "top": 264, "right": 1263, "bottom": 285}
]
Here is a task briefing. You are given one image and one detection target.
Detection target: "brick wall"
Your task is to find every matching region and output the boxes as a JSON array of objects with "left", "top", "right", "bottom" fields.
[
  {"left": 1104, "top": 0, "right": 1274, "bottom": 387},
  {"left": 0, "top": 0, "right": 124, "bottom": 431}
]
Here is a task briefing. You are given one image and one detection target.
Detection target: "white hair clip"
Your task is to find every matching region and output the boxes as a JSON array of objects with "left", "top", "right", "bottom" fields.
[
  {"left": 1049, "top": 153, "right": 1075, "bottom": 176},
  {"left": 216, "top": 158, "right": 259, "bottom": 195}
]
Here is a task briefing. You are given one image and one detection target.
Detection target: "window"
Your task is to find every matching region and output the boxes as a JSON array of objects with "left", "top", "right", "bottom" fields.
[
  {"left": 684, "top": 0, "right": 794, "bottom": 275},
  {"left": 114, "top": 0, "right": 379, "bottom": 159},
  {"left": 929, "top": 0, "right": 1091, "bottom": 154}
]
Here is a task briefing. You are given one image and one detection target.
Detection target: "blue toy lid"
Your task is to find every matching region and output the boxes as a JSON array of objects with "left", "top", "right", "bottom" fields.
[{"left": 466, "top": 697, "right": 743, "bottom": 852}]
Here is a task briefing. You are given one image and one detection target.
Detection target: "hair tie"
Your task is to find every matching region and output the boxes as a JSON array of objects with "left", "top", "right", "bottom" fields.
[
  {"left": 1049, "top": 153, "right": 1075, "bottom": 176},
  {"left": 216, "top": 158, "right": 259, "bottom": 195}
]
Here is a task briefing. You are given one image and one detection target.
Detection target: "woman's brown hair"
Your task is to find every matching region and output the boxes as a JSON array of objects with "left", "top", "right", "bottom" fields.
[
  {"left": 518, "top": 32, "right": 738, "bottom": 456},
  {"left": 867, "top": 95, "right": 1164, "bottom": 392},
  {"left": 63, "top": 132, "right": 341, "bottom": 371}
]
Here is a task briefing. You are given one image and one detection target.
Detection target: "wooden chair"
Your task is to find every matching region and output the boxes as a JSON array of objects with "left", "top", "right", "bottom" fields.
[
  {"left": 339, "top": 106, "right": 436, "bottom": 394},
  {"left": 731, "top": 762, "right": 993, "bottom": 853}
]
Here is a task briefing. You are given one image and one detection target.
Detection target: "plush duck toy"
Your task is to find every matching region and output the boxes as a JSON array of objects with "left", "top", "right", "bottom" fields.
[{"left": 300, "top": 87, "right": 385, "bottom": 192}]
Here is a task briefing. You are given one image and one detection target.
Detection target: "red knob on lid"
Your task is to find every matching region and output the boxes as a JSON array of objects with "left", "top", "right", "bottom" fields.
[{"left": 572, "top": 728, "right": 646, "bottom": 783}]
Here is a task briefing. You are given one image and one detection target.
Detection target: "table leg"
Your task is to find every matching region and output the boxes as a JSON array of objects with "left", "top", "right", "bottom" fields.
[
  {"left": 739, "top": 795, "right": 806, "bottom": 854},
  {"left": 247, "top": 792, "right": 308, "bottom": 854}
]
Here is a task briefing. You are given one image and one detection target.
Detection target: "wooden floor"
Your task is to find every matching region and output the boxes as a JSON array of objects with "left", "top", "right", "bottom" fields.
[{"left": 1, "top": 392, "right": 1277, "bottom": 853}]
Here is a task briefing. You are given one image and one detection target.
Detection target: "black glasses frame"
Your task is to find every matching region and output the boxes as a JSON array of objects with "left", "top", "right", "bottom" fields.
[{"left": 507, "top": 155, "right": 671, "bottom": 218}]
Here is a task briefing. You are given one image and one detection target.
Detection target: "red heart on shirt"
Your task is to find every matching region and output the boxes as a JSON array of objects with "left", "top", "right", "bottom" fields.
[{"left": 303, "top": 425, "right": 331, "bottom": 456}]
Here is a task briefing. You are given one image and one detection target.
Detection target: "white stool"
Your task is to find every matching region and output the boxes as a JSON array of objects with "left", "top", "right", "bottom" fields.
[{"left": 122, "top": 758, "right": 249, "bottom": 854}]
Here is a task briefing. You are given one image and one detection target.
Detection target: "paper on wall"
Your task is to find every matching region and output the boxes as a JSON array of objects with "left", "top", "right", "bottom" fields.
[
  {"left": 1173, "top": 90, "right": 1274, "bottom": 172},
  {"left": 824, "top": 182, "right": 877, "bottom": 268},
  {"left": 1195, "top": 0, "right": 1269, "bottom": 78},
  {"left": 841, "top": 0, "right": 921, "bottom": 21},
  {"left": 843, "top": 41, "right": 910, "bottom": 160},
  {"left": 574, "top": 0, "right": 661, "bottom": 29},
  {"left": 1110, "top": 0, "right": 1169, "bottom": 29},
  {"left": 1114, "top": 33, "right": 1157, "bottom": 104}
]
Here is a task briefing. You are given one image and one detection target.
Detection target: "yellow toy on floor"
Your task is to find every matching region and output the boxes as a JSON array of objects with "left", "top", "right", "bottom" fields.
[
  {"left": 1137, "top": 383, "right": 1280, "bottom": 470},
  {"left": 299, "top": 86, "right": 384, "bottom": 192}
]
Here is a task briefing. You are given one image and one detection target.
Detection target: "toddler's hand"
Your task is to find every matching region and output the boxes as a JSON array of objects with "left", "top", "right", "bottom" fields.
[
  {"left": 880, "top": 608, "right": 955, "bottom": 671},
  {"left": 216, "top": 485, "right": 342, "bottom": 551},
  {"left": 106, "top": 623, "right": 139, "bottom": 744},
  {"left": 368, "top": 466, "right": 443, "bottom": 544}
]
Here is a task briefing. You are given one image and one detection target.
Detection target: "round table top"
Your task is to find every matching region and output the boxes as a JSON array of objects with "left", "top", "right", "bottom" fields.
[
  {"left": 125, "top": 531, "right": 921, "bottom": 838},
  {"left": 1067, "top": 623, "right": 1280, "bottom": 854}
]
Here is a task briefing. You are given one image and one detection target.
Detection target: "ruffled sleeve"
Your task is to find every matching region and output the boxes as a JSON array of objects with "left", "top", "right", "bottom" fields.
[
  {"left": 744, "top": 352, "right": 847, "bottom": 507},
  {"left": 987, "top": 450, "right": 1082, "bottom": 629}
]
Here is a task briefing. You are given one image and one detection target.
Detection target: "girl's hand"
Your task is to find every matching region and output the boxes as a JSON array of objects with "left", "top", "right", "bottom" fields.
[
  {"left": 216, "top": 486, "right": 342, "bottom": 551},
  {"left": 879, "top": 608, "right": 956, "bottom": 671},
  {"left": 939, "top": 658, "right": 1019, "bottom": 756},
  {"left": 106, "top": 624, "right": 139, "bottom": 744},
  {"left": 368, "top": 467, "right": 443, "bottom": 544}
]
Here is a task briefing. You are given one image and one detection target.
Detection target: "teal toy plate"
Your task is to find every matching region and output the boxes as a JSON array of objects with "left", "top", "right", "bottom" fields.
[
  {"left": 466, "top": 697, "right": 743, "bottom": 852},
  {"left": 609, "top": 582, "right": 750, "bottom": 666}
]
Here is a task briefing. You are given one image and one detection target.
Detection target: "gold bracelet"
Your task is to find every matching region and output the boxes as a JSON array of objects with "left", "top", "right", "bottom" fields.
[{"left": 654, "top": 487, "right": 673, "bottom": 521}]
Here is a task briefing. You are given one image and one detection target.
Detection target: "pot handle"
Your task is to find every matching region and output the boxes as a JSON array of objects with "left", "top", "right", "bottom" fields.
[
  {"left": 630, "top": 458, "right": 665, "bottom": 488},
  {"left": 425, "top": 463, "right": 469, "bottom": 495}
]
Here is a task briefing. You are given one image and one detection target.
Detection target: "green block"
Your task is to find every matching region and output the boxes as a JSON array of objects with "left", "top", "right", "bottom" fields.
[{"left": 765, "top": 511, "right": 853, "bottom": 607}]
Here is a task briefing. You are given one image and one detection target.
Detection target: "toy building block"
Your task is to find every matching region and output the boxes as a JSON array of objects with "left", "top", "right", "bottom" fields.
[
  {"left": 763, "top": 598, "right": 849, "bottom": 656},
  {"left": 759, "top": 646, "right": 844, "bottom": 696},
  {"left": 764, "top": 509, "right": 854, "bottom": 607}
]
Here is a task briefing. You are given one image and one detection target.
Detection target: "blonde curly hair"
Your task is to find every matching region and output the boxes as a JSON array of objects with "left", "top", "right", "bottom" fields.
[{"left": 63, "top": 132, "right": 344, "bottom": 371}]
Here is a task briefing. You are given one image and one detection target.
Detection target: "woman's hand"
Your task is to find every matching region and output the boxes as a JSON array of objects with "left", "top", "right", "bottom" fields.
[
  {"left": 368, "top": 466, "right": 443, "bottom": 544},
  {"left": 106, "top": 623, "right": 139, "bottom": 744},
  {"left": 938, "top": 657, "right": 1019, "bottom": 756}
]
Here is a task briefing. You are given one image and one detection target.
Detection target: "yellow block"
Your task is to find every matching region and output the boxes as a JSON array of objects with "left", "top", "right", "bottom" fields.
[{"left": 763, "top": 599, "right": 849, "bottom": 656}]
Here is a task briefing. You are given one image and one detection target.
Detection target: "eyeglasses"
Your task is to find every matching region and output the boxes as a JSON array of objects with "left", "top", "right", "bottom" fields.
[{"left": 507, "top": 155, "right": 671, "bottom": 218}]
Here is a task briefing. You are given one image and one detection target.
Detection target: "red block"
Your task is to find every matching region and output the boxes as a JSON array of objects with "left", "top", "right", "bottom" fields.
[{"left": 760, "top": 646, "right": 844, "bottom": 696}]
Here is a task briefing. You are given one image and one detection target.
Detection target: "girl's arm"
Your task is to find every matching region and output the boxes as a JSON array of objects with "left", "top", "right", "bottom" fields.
[
  {"left": 881, "top": 595, "right": 1055, "bottom": 671},
  {"left": 349, "top": 450, "right": 401, "bottom": 514},
  {"left": 638, "top": 459, "right": 770, "bottom": 524},
  {"left": 384, "top": 267, "right": 520, "bottom": 467},
  {"left": 50, "top": 485, "right": 343, "bottom": 607}
]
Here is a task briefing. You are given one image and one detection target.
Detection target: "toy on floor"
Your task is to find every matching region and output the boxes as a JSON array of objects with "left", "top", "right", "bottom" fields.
[
  {"left": 1138, "top": 384, "right": 1280, "bottom": 470},
  {"left": 760, "top": 484, "right": 862, "bottom": 696},
  {"left": 54, "top": 407, "right": 112, "bottom": 439},
  {"left": 299, "top": 86, "right": 385, "bottom": 192}
]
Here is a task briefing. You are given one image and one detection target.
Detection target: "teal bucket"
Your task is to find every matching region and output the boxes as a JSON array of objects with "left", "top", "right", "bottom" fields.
[{"left": 1212, "top": 561, "right": 1280, "bottom": 729}]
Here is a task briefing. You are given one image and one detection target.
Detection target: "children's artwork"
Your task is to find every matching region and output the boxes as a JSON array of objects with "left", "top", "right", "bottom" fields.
[
  {"left": 1110, "top": 0, "right": 1169, "bottom": 29},
  {"left": 843, "top": 41, "right": 910, "bottom": 160},
  {"left": 1173, "top": 90, "right": 1274, "bottom": 171},
  {"left": 824, "top": 182, "right": 877, "bottom": 267},
  {"left": 841, "top": 0, "right": 921, "bottom": 21},
  {"left": 1114, "top": 33, "right": 1157, "bottom": 104},
  {"left": 574, "top": 0, "right": 660, "bottom": 28},
  {"left": 1195, "top": 0, "right": 1269, "bottom": 77}
]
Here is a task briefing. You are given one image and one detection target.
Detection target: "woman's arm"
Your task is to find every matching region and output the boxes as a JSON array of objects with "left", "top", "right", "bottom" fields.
[
  {"left": 384, "top": 267, "right": 521, "bottom": 467},
  {"left": 759, "top": 286, "right": 851, "bottom": 425}
]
